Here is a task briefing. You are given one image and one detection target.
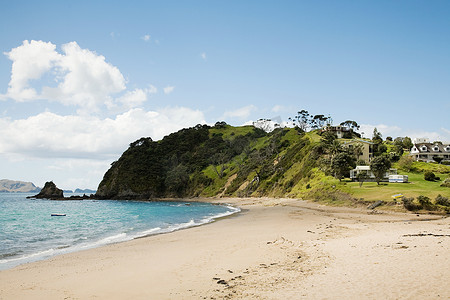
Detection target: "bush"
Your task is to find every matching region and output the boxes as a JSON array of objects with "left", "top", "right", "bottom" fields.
[
  {"left": 417, "top": 195, "right": 434, "bottom": 210},
  {"left": 435, "top": 194, "right": 450, "bottom": 207},
  {"left": 424, "top": 171, "right": 440, "bottom": 181},
  {"left": 441, "top": 177, "right": 450, "bottom": 187},
  {"left": 402, "top": 197, "right": 421, "bottom": 211}
]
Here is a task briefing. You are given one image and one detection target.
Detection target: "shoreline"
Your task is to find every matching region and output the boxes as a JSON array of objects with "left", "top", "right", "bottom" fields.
[
  {"left": 0, "top": 197, "right": 448, "bottom": 299},
  {"left": 0, "top": 199, "right": 240, "bottom": 272}
]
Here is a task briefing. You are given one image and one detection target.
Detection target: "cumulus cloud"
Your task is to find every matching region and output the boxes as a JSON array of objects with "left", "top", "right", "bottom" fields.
[
  {"left": 0, "top": 108, "right": 206, "bottom": 159},
  {"left": 142, "top": 34, "right": 151, "bottom": 42},
  {"left": 163, "top": 85, "right": 175, "bottom": 94},
  {"left": 2, "top": 40, "right": 60, "bottom": 101},
  {"left": 1, "top": 40, "right": 149, "bottom": 112},
  {"left": 201, "top": 52, "right": 207, "bottom": 60},
  {"left": 222, "top": 105, "right": 257, "bottom": 119}
]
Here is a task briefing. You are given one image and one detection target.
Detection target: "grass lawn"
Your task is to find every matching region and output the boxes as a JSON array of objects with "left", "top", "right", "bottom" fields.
[{"left": 340, "top": 171, "right": 450, "bottom": 203}]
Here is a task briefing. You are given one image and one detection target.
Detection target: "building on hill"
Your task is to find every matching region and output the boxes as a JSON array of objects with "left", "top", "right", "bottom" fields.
[
  {"left": 341, "top": 139, "right": 374, "bottom": 164},
  {"left": 410, "top": 139, "right": 450, "bottom": 163},
  {"left": 322, "top": 125, "right": 352, "bottom": 139}
]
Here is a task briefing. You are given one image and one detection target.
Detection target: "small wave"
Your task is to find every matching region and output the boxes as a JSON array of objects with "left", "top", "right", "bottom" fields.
[
  {"left": 139, "top": 227, "right": 162, "bottom": 237},
  {"left": 93, "top": 233, "right": 128, "bottom": 246},
  {"left": 0, "top": 248, "right": 56, "bottom": 266},
  {"left": 0, "top": 250, "right": 23, "bottom": 260}
]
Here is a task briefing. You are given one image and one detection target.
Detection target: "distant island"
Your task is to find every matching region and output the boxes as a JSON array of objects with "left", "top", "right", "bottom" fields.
[
  {"left": 0, "top": 179, "right": 96, "bottom": 195},
  {"left": 0, "top": 179, "right": 41, "bottom": 193}
]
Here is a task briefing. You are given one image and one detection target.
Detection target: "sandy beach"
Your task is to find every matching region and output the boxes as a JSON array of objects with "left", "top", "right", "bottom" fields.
[{"left": 0, "top": 198, "right": 449, "bottom": 299}]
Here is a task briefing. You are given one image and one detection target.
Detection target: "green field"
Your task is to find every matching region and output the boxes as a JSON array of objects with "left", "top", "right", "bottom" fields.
[{"left": 339, "top": 171, "right": 450, "bottom": 203}]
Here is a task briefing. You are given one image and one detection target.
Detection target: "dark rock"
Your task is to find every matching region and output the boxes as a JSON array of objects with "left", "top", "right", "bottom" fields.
[
  {"left": 28, "top": 181, "right": 64, "bottom": 199},
  {"left": 367, "top": 200, "right": 384, "bottom": 210}
]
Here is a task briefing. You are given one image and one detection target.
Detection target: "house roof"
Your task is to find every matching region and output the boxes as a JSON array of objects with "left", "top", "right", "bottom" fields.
[{"left": 411, "top": 143, "right": 450, "bottom": 153}]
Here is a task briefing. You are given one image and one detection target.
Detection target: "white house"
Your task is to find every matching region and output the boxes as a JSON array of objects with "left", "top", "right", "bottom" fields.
[{"left": 410, "top": 139, "right": 450, "bottom": 163}]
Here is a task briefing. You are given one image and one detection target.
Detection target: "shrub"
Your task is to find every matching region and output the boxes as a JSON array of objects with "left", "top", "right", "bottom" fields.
[
  {"left": 402, "top": 197, "right": 421, "bottom": 211},
  {"left": 398, "top": 155, "right": 414, "bottom": 172},
  {"left": 441, "top": 177, "right": 450, "bottom": 187},
  {"left": 435, "top": 194, "right": 450, "bottom": 207},
  {"left": 424, "top": 171, "right": 440, "bottom": 181},
  {"left": 417, "top": 195, "right": 434, "bottom": 210}
]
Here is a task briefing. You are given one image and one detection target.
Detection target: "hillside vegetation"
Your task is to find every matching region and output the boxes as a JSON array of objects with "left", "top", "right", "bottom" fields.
[{"left": 96, "top": 123, "right": 450, "bottom": 212}]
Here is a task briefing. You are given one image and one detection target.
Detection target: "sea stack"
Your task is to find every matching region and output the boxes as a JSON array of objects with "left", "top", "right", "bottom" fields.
[{"left": 30, "top": 181, "right": 64, "bottom": 199}]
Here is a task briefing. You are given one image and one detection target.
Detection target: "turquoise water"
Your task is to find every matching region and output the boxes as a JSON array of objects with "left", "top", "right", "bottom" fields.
[{"left": 0, "top": 193, "right": 239, "bottom": 270}]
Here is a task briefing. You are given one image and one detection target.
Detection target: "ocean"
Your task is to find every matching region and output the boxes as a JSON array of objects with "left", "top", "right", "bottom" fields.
[{"left": 0, "top": 193, "right": 239, "bottom": 271}]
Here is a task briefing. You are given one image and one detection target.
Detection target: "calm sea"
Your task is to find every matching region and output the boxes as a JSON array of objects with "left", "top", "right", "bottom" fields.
[{"left": 0, "top": 193, "right": 239, "bottom": 270}]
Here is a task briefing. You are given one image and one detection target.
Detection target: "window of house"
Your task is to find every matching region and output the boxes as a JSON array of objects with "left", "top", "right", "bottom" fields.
[
  {"left": 420, "top": 146, "right": 428, "bottom": 151},
  {"left": 433, "top": 146, "right": 439, "bottom": 152}
]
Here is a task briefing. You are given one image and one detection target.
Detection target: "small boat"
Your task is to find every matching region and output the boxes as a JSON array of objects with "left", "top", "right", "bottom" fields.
[{"left": 51, "top": 213, "right": 66, "bottom": 217}]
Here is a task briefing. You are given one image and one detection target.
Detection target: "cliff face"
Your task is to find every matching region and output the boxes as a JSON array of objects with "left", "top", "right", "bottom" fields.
[
  {"left": 96, "top": 124, "right": 325, "bottom": 200},
  {"left": 0, "top": 179, "right": 41, "bottom": 193}
]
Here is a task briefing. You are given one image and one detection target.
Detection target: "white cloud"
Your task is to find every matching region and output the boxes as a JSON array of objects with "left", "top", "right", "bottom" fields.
[
  {"left": 0, "top": 107, "right": 206, "bottom": 159},
  {"left": 2, "top": 40, "right": 60, "bottom": 101},
  {"left": 201, "top": 52, "right": 207, "bottom": 60},
  {"left": 117, "top": 88, "right": 147, "bottom": 109},
  {"left": 142, "top": 34, "right": 151, "bottom": 42},
  {"left": 42, "top": 41, "right": 126, "bottom": 111},
  {"left": 222, "top": 105, "right": 257, "bottom": 119},
  {"left": 163, "top": 85, "right": 175, "bottom": 94},
  {"left": 1, "top": 40, "right": 138, "bottom": 112}
]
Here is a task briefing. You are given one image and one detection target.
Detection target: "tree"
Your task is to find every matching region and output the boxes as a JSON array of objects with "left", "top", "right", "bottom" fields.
[
  {"left": 165, "top": 164, "right": 190, "bottom": 196},
  {"left": 372, "top": 128, "right": 385, "bottom": 156},
  {"left": 311, "top": 114, "right": 329, "bottom": 129},
  {"left": 370, "top": 155, "right": 391, "bottom": 185},
  {"left": 340, "top": 120, "right": 360, "bottom": 131},
  {"left": 403, "top": 137, "right": 413, "bottom": 150},
  {"left": 372, "top": 128, "right": 383, "bottom": 143},
  {"left": 357, "top": 172, "right": 369, "bottom": 187},
  {"left": 398, "top": 155, "right": 414, "bottom": 172},
  {"left": 393, "top": 137, "right": 405, "bottom": 156},
  {"left": 295, "top": 110, "right": 310, "bottom": 131},
  {"left": 331, "top": 152, "right": 355, "bottom": 181},
  {"left": 211, "top": 151, "right": 228, "bottom": 178}
]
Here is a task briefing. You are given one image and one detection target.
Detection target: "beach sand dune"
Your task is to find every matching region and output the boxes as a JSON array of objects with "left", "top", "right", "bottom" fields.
[{"left": 0, "top": 198, "right": 448, "bottom": 299}]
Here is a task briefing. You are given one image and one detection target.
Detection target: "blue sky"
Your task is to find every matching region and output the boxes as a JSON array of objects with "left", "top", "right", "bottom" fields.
[{"left": 1, "top": 1, "right": 449, "bottom": 189}]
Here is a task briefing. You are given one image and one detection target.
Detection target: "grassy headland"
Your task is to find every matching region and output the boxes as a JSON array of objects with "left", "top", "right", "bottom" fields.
[{"left": 96, "top": 123, "right": 450, "bottom": 213}]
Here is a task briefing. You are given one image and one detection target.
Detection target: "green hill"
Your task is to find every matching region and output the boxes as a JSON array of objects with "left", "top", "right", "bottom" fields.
[
  {"left": 96, "top": 123, "right": 323, "bottom": 200},
  {"left": 96, "top": 123, "right": 450, "bottom": 211}
]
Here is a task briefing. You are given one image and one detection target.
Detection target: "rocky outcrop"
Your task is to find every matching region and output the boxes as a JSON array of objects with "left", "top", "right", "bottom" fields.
[{"left": 29, "top": 181, "right": 64, "bottom": 199}]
